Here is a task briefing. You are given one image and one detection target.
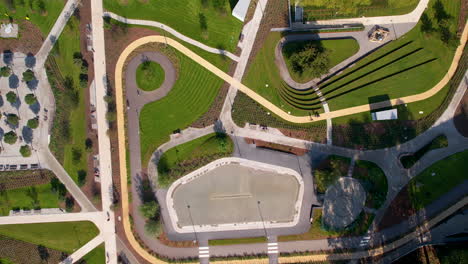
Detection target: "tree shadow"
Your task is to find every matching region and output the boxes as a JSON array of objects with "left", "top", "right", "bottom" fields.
[
  {"left": 22, "top": 126, "right": 33, "bottom": 144},
  {"left": 2, "top": 50, "right": 13, "bottom": 65},
  {"left": 29, "top": 101, "right": 41, "bottom": 114},
  {"left": 12, "top": 97, "right": 21, "bottom": 109},
  {"left": 0, "top": 127, "right": 4, "bottom": 141},
  {"left": 27, "top": 79, "right": 39, "bottom": 90},
  {"left": 25, "top": 53, "right": 36, "bottom": 68},
  {"left": 8, "top": 74, "right": 19, "bottom": 89},
  {"left": 135, "top": 173, "right": 156, "bottom": 203},
  {"left": 229, "top": 0, "right": 239, "bottom": 11},
  {"left": 0, "top": 95, "right": 3, "bottom": 107}
]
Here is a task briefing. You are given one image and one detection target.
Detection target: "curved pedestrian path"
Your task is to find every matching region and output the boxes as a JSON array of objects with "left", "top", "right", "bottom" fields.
[
  {"left": 116, "top": 23, "right": 467, "bottom": 125},
  {"left": 103, "top": 11, "right": 240, "bottom": 62}
]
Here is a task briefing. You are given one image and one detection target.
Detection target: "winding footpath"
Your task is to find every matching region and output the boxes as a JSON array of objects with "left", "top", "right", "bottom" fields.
[{"left": 103, "top": 12, "right": 240, "bottom": 62}]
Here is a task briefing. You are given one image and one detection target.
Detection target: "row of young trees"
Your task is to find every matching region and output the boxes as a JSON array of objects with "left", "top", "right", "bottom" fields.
[{"left": 4, "top": 0, "right": 47, "bottom": 15}]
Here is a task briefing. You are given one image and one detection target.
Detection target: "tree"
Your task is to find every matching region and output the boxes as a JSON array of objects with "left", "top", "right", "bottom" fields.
[
  {"left": 72, "top": 148, "right": 82, "bottom": 163},
  {"left": 289, "top": 43, "right": 330, "bottom": 78},
  {"left": 27, "top": 118, "right": 39, "bottom": 129},
  {"left": 4, "top": 131, "right": 17, "bottom": 144},
  {"left": 198, "top": 13, "right": 208, "bottom": 32},
  {"left": 139, "top": 201, "right": 159, "bottom": 219},
  {"left": 6, "top": 91, "right": 17, "bottom": 104},
  {"left": 25, "top": 93, "right": 38, "bottom": 105},
  {"left": 20, "top": 145, "right": 32, "bottom": 157},
  {"left": 22, "top": 69, "right": 36, "bottom": 82},
  {"left": 77, "top": 170, "right": 87, "bottom": 186},
  {"left": 85, "top": 138, "right": 93, "bottom": 150},
  {"left": 144, "top": 219, "right": 161, "bottom": 236},
  {"left": 0, "top": 66, "right": 11, "bottom": 77},
  {"left": 6, "top": 114, "right": 19, "bottom": 126},
  {"left": 65, "top": 197, "right": 75, "bottom": 212}
]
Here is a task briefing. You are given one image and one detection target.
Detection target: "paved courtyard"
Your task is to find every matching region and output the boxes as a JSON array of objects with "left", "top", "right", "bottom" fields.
[
  {"left": 0, "top": 52, "right": 51, "bottom": 165},
  {"left": 168, "top": 158, "right": 303, "bottom": 232}
]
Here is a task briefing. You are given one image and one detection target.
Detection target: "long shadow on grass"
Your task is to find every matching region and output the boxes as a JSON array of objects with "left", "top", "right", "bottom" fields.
[
  {"left": 321, "top": 48, "right": 424, "bottom": 97},
  {"left": 318, "top": 41, "right": 414, "bottom": 88},
  {"left": 325, "top": 58, "right": 437, "bottom": 103}
]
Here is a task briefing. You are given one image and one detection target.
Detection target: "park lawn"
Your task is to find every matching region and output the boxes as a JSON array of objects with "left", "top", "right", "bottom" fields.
[
  {"left": 48, "top": 16, "right": 88, "bottom": 184},
  {"left": 0, "top": 0, "right": 64, "bottom": 35},
  {"left": 299, "top": 0, "right": 420, "bottom": 20},
  {"left": 157, "top": 133, "right": 233, "bottom": 188},
  {"left": 244, "top": 32, "right": 325, "bottom": 116},
  {"left": 407, "top": 150, "right": 468, "bottom": 210},
  {"left": 136, "top": 61, "right": 165, "bottom": 91},
  {"left": 400, "top": 134, "right": 448, "bottom": 168},
  {"left": 283, "top": 38, "right": 359, "bottom": 83},
  {"left": 0, "top": 221, "right": 99, "bottom": 253},
  {"left": 82, "top": 244, "right": 105, "bottom": 264},
  {"left": 122, "top": 21, "right": 233, "bottom": 72},
  {"left": 352, "top": 160, "right": 388, "bottom": 209},
  {"left": 0, "top": 258, "right": 14, "bottom": 264},
  {"left": 139, "top": 48, "right": 224, "bottom": 165},
  {"left": 209, "top": 237, "right": 267, "bottom": 246},
  {"left": 0, "top": 183, "right": 61, "bottom": 215},
  {"left": 314, "top": 155, "right": 350, "bottom": 193},
  {"left": 323, "top": 0, "right": 461, "bottom": 112},
  {"left": 278, "top": 209, "right": 374, "bottom": 241},
  {"left": 103, "top": 0, "right": 242, "bottom": 53}
]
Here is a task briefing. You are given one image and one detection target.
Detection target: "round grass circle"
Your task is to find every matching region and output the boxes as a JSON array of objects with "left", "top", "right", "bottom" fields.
[{"left": 136, "top": 61, "right": 165, "bottom": 91}]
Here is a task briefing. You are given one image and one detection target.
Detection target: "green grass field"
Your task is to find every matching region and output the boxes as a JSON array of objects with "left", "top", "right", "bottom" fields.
[
  {"left": 103, "top": 0, "right": 242, "bottom": 52},
  {"left": 244, "top": 32, "right": 326, "bottom": 116},
  {"left": 47, "top": 16, "right": 88, "bottom": 184},
  {"left": 298, "top": 0, "right": 420, "bottom": 20},
  {"left": 0, "top": 258, "right": 14, "bottom": 264},
  {"left": 321, "top": 0, "right": 460, "bottom": 112},
  {"left": 82, "top": 244, "right": 105, "bottom": 264},
  {"left": 208, "top": 237, "right": 267, "bottom": 246},
  {"left": 0, "top": 183, "right": 61, "bottom": 215},
  {"left": 408, "top": 150, "right": 468, "bottom": 210},
  {"left": 352, "top": 160, "right": 388, "bottom": 209},
  {"left": 0, "top": 0, "right": 64, "bottom": 35},
  {"left": 157, "top": 133, "right": 233, "bottom": 188},
  {"left": 400, "top": 134, "right": 448, "bottom": 168},
  {"left": 0, "top": 221, "right": 99, "bottom": 253},
  {"left": 140, "top": 48, "right": 224, "bottom": 165},
  {"left": 136, "top": 61, "right": 165, "bottom": 91},
  {"left": 283, "top": 38, "right": 359, "bottom": 83}
]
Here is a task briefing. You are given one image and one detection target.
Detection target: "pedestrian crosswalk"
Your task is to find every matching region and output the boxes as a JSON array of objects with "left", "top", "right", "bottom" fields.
[
  {"left": 267, "top": 242, "right": 278, "bottom": 254},
  {"left": 198, "top": 246, "right": 209, "bottom": 258}
]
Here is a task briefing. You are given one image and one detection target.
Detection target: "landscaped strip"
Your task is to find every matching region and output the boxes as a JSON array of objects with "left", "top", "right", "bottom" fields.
[
  {"left": 157, "top": 133, "right": 234, "bottom": 188},
  {"left": 407, "top": 150, "right": 468, "bottom": 210},
  {"left": 400, "top": 134, "right": 448, "bottom": 169}
]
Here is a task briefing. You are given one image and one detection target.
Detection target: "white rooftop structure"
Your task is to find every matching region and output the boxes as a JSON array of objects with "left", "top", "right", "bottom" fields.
[
  {"left": 371, "top": 109, "right": 398, "bottom": 121},
  {"left": 232, "top": 0, "right": 252, "bottom": 22}
]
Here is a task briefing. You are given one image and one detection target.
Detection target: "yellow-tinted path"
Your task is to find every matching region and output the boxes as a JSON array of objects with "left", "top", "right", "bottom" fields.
[{"left": 114, "top": 25, "right": 467, "bottom": 264}]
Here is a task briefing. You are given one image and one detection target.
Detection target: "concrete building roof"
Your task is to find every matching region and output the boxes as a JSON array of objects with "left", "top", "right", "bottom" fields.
[
  {"left": 371, "top": 108, "right": 398, "bottom": 121},
  {"left": 232, "top": 0, "right": 252, "bottom": 22}
]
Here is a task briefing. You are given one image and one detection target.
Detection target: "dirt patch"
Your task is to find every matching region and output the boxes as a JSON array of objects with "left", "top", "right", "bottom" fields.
[
  {"left": 0, "top": 21, "right": 44, "bottom": 55},
  {"left": 0, "top": 170, "right": 54, "bottom": 190},
  {"left": 244, "top": 137, "right": 307, "bottom": 155},
  {"left": 458, "top": 0, "right": 468, "bottom": 37},
  {"left": 454, "top": 89, "right": 468, "bottom": 137},
  {"left": 0, "top": 235, "right": 68, "bottom": 264},
  {"left": 158, "top": 232, "right": 197, "bottom": 248},
  {"left": 377, "top": 187, "right": 416, "bottom": 231}
]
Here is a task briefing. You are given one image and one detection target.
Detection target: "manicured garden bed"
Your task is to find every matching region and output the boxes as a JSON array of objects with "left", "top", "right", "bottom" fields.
[
  {"left": 400, "top": 134, "right": 448, "bottom": 169},
  {"left": 278, "top": 208, "right": 374, "bottom": 241},
  {"left": 103, "top": 0, "right": 242, "bottom": 52},
  {"left": 0, "top": 183, "right": 61, "bottom": 216},
  {"left": 352, "top": 160, "right": 388, "bottom": 209},
  {"left": 157, "top": 133, "right": 233, "bottom": 188},
  {"left": 46, "top": 16, "right": 91, "bottom": 184},
  {"left": 313, "top": 155, "right": 350, "bottom": 193},
  {"left": 139, "top": 47, "right": 224, "bottom": 165},
  {"left": 208, "top": 237, "right": 267, "bottom": 246},
  {"left": 0, "top": 221, "right": 99, "bottom": 253},
  {"left": 283, "top": 38, "right": 359, "bottom": 83},
  {"left": 407, "top": 150, "right": 468, "bottom": 210},
  {"left": 136, "top": 61, "right": 165, "bottom": 91}
]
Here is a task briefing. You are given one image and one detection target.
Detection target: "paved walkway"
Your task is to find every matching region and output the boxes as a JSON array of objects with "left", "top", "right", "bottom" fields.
[{"left": 103, "top": 12, "right": 240, "bottom": 62}]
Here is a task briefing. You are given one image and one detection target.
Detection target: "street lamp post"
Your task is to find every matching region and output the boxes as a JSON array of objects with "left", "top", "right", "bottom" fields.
[
  {"left": 187, "top": 205, "right": 199, "bottom": 244},
  {"left": 257, "top": 201, "right": 268, "bottom": 239}
]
